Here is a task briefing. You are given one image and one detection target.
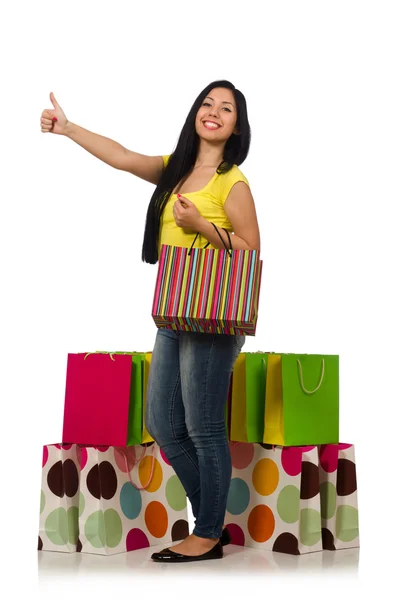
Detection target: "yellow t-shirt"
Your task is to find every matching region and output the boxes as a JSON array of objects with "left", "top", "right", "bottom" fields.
[{"left": 158, "top": 154, "right": 250, "bottom": 256}]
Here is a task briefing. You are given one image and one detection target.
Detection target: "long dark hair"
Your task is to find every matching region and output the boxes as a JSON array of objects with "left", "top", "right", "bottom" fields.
[{"left": 141, "top": 79, "right": 251, "bottom": 264}]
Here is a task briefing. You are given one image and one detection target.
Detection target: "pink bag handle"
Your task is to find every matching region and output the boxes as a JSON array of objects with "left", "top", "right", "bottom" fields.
[{"left": 119, "top": 445, "right": 156, "bottom": 490}]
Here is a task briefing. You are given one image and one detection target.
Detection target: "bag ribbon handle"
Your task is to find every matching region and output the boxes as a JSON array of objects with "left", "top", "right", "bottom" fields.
[{"left": 297, "top": 358, "right": 325, "bottom": 395}]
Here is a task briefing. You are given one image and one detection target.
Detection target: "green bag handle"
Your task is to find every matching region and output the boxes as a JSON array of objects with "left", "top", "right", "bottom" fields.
[{"left": 297, "top": 358, "right": 325, "bottom": 395}]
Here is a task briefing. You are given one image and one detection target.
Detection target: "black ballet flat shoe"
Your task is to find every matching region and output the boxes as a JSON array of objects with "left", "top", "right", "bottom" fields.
[
  {"left": 220, "top": 527, "right": 231, "bottom": 546},
  {"left": 151, "top": 540, "right": 223, "bottom": 563}
]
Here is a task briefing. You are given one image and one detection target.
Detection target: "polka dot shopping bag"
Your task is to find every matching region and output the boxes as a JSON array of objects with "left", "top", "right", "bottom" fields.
[
  {"left": 224, "top": 443, "right": 323, "bottom": 555},
  {"left": 319, "top": 443, "right": 360, "bottom": 550},
  {"left": 38, "top": 443, "right": 80, "bottom": 552},
  {"left": 77, "top": 442, "right": 189, "bottom": 555}
]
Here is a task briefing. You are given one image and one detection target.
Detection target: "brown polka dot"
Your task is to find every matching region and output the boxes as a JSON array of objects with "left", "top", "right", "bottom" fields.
[
  {"left": 38, "top": 536, "right": 43, "bottom": 551},
  {"left": 171, "top": 519, "right": 189, "bottom": 541},
  {"left": 47, "top": 461, "right": 64, "bottom": 498},
  {"left": 86, "top": 461, "right": 118, "bottom": 499},
  {"left": 300, "top": 461, "right": 320, "bottom": 500},
  {"left": 63, "top": 459, "right": 79, "bottom": 497},
  {"left": 76, "top": 538, "right": 82, "bottom": 552},
  {"left": 99, "top": 461, "right": 118, "bottom": 499},
  {"left": 322, "top": 527, "right": 336, "bottom": 550},
  {"left": 86, "top": 465, "right": 100, "bottom": 499},
  {"left": 337, "top": 459, "right": 357, "bottom": 496},
  {"left": 272, "top": 533, "right": 300, "bottom": 555}
]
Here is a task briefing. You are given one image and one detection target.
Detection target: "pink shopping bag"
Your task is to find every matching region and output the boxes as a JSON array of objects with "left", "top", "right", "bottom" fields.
[{"left": 63, "top": 352, "right": 135, "bottom": 446}]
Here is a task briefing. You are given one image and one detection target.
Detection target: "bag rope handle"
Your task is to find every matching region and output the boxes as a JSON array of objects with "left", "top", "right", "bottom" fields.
[
  {"left": 83, "top": 351, "right": 116, "bottom": 361},
  {"left": 119, "top": 445, "right": 156, "bottom": 491},
  {"left": 297, "top": 359, "right": 325, "bottom": 395},
  {"left": 230, "top": 441, "right": 276, "bottom": 451},
  {"left": 188, "top": 223, "right": 232, "bottom": 257},
  {"left": 83, "top": 350, "right": 146, "bottom": 361}
]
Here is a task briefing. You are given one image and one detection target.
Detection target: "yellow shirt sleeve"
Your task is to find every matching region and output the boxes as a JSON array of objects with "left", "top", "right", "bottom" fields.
[
  {"left": 162, "top": 155, "right": 171, "bottom": 168},
  {"left": 221, "top": 166, "right": 250, "bottom": 205}
]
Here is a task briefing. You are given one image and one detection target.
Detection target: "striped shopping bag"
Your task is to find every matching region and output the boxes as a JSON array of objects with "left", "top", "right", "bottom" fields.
[{"left": 152, "top": 224, "right": 262, "bottom": 336}]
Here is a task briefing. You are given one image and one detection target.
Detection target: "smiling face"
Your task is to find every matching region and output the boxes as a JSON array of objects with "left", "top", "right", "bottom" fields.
[{"left": 195, "top": 87, "right": 239, "bottom": 142}]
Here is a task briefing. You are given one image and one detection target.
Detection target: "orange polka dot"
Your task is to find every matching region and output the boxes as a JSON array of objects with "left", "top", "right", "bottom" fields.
[
  {"left": 139, "top": 456, "right": 162, "bottom": 492},
  {"left": 248, "top": 505, "right": 275, "bottom": 543},
  {"left": 252, "top": 458, "right": 279, "bottom": 496},
  {"left": 145, "top": 501, "right": 168, "bottom": 538}
]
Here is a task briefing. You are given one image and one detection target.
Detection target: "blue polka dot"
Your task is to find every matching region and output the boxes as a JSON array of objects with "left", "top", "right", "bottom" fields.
[
  {"left": 227, "top": 478, "right": 250, "bottom": 515},
  {"left": 120, "top": 482, "right": 142, "bottom": 519}
]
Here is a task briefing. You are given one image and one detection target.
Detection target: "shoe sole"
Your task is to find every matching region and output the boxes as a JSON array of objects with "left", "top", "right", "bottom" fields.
[{"left": 151, "top": 554, "right": 223, "bottom": 563}]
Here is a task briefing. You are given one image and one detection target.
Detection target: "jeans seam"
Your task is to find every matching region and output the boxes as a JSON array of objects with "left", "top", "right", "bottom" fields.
[
  {"left": 203, "top": 334, "right": 221, "bottom": 537},
  {"left": 169, "top": 371, "right": 200, "bottom": 475}
]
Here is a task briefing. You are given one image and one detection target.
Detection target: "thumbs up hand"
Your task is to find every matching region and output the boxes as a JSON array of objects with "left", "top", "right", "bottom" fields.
[{"left": 40, "top": 92, "right": 69, "bottom": 135}]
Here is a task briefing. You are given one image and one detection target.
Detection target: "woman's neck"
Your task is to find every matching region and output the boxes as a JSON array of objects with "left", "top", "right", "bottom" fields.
[{"left": 194, "top": 140, "right": 225, "bottom": 168}]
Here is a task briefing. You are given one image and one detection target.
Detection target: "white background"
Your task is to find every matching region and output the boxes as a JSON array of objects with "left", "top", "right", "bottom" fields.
[{"left": 1, "top": 0, "right": 396, "bottom": 598}]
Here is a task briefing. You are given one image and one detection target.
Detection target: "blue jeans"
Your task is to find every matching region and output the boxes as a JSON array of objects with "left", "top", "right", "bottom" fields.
[{"left": 145, "top": 328, "right": 246, "bottom": 539}]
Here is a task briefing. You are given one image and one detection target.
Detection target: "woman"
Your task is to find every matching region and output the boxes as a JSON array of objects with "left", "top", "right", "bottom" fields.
[{"left": 40, "top": 79, "right": 261, "bottom": 563}]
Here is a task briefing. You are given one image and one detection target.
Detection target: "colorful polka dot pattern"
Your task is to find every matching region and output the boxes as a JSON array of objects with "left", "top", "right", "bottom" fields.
[
  {"left": 38, "top": 444, "right": 81, "bottom": 552},
  {"left": 319, "top": 443, "right": 359, "bottom": 550},
  {"left": 78, "top": 443, "right": 188, "bottom": 555},
  {"left": 226, "top": 443, "right": 322, "bottom": 555}
]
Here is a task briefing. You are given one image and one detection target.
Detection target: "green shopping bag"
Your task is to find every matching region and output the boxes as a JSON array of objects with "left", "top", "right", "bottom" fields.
[
  {"left": 245, "top": 353, "right": 268, "bottom": 442},
  {"left": 263, "top": 353, "right": 339, "bottom": 446},
  {"left": 230, "top": 352, "right": 269, "bottom": 442},
  {"left": 128, "top": 353, "right": 145, "bottom": 445}
]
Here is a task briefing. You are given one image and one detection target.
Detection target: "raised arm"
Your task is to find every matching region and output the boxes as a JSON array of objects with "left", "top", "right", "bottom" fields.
[
  {"left": 40, "top": 92, "right": 165, "bottom": 185},
  {"left": 115, "top": 149, "right": 165, "bottom": 184}
]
